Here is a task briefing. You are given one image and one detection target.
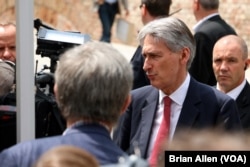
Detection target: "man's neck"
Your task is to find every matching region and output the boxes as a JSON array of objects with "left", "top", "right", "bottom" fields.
[{"left": 196, "top": 10, "right": 218, "bottom": 22}]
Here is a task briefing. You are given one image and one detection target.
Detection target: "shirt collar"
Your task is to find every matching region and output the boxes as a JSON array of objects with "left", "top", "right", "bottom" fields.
[
  {"left": 63, "top": 120, "right": 110, "bottom": 135},
  {"left": 217, "top": 79, "right": 246, "bottom": 100},
  {"left": 193, "top": 13, "right": 219, "bottom": 32},
  {"left": 159, "top": 73, "right": 191, "bottom": 105}
]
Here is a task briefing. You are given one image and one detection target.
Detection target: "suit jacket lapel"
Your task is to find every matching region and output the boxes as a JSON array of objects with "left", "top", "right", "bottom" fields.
[
  {"left": 139, "top": 88, "right": 158, "bottom": 158},
  {"left": 236, "top": 81, "right": 250, "bottom": 116},
  {"left": 175, "top": 78, "right": 201, "bottom": 134}
]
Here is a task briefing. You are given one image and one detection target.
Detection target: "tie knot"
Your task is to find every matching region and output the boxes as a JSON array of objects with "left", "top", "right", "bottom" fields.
[{"left": 164, "top": 96, "right": 171, "bottom": 107}]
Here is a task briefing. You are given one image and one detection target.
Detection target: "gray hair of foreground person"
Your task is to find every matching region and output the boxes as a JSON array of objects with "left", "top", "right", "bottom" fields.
[
  {"left": 54, "top": 41, "right": 133, "bottom": 126},
  {"left": 34, "top": 145, "right": 99, "bottom": 167},
  {"left": 167, "top": 128, "right": 249, "bottom": 150},
  {"left": 157, "top": 128, "right": 249, "bottom": 167},
  {"left": 137, "top": 17, "right": 196, "bottom": 69},
  {"left": 0, "top": 60, "right": 15, "bottom": 96}
]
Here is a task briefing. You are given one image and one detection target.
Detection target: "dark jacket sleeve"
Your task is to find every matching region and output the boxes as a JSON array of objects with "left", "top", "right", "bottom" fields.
[{"left": 189, "top": 32, "right": 215, "bottom": 85}]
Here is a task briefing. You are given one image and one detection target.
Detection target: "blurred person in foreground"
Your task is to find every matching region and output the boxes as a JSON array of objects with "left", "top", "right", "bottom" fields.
[
  {"left": 0, "top": 41, "right": 133, "bottom": 166},
  {"left": 158, "top": 128, "right": 249, "bottom": 167},
  {"left": 0, "top": 60, "right": 15, "bottom": 97},
  {"left": 189, "top": 0, "right": 237, "bottom": 86},
  {"left": 167, "top": 128, "right": 249, "bottom": 151},
  {"left": 34, "top": 145, "right": 99, "bottom": 167},
  {"left": 113, "top": 17, "right": 241, "bottom": 167},
  {"left": 130, "top": 0, "right": 172, "bottom": 89},
  {"left": 0, "top": 22, "right": 16, "bottom": 62},
  {"left": 213, "top": 35, "right": 250, "bottom": 131}
]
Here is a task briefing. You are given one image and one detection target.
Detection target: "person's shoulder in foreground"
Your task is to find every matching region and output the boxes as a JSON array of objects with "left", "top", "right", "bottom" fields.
[{"left": 0, "top": 41, "right": 134, "bottom": 167}]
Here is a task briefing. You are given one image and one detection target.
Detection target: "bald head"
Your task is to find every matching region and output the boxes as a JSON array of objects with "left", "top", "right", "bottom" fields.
[
  {"left": 214, "top": 35, "right": 248, "bottom": 60},
  {"left": 213, "top": 35, "right": 249, "bottom": 93}
]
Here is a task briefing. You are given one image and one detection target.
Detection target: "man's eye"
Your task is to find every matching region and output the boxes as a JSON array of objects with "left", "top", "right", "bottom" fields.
[
  {"left": 228, "top": 59, "right": 236, "bottom": 63},
  {"left": 214, "top": 59, "right": 221, "bottom": 63},
  {"left": 10, "top": 46, "right": 16, "bottom": 51}
]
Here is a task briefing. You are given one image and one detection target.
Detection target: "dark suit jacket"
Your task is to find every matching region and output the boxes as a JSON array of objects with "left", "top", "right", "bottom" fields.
[
  {"left": 236, "top": 81, "right": 250, "bottom": 130},
  {"left": 189, "top": 15, "right": 237, "bottom": 86},
  {"left": 0, "top": 124, "right": 127, "bottom": 167},
  {"left": 113, "top": 78, "right": 241, "bottom": 159},
  {"left": 130, "top": 46, "right": 150, "bottom": 90}
]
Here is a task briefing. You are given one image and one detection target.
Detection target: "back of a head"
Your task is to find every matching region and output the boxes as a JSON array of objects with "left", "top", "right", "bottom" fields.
[
  {"left": 199, "top": 0, "right": 219, "bottom": 10},
  {"left": 138, "top": 17, "right": 196, "bottom": 69},
  {"left": 54, "top": 41, "right": 133, "bottom": 125},
  {"left": 141, "top": 0, "right": 172, "bottom": 17},
  {"left": 0, "top": 60, "right": 15, "bottom": 96},
  {"left": 34, "top": 145, "right": 99, "bottom": 167}
]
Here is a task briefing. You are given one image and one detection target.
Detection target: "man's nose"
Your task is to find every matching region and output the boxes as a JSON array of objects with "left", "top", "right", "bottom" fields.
[
  {"left": 143, "top": 57, "right": 150, "bottom": 71},
  {"left": 220, "top": 61, "right": 229, "bottom": 71},
  {"left": 2, "top": 48, "right": 12, "bottom": 59}
]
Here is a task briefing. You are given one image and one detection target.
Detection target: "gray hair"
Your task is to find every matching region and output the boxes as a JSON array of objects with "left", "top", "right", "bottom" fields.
[
  {"left": 239, "top": 37, "right": 248, "bottom": 60},
  {"left": 54, "top": 41, "right": 133, "bottom": 125},
  {"left": 199, "top": 0, "right": 219, "bottom": 10},
  {"left": 138, "top": 17, "right": 196, "bottom": 69},
  {"left": 0, "top": 60, "right": 15, "bottom": 96}
]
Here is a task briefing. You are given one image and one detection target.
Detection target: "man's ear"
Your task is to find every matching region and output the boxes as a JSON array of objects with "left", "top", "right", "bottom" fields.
[
  {"left": 141, "top": 4, "right": 147, "bottom": 17},
  {"left": 244, "top": 58, "right": 250, "bottom": 70},
  {"left": 193, "top": 0, "right": 200, "bottom": 11},
  {"left": 180, "top": 47, "right": 190, "bottom": 65},
  {"left": 120, "top": 94, "right": 131, "bottom": 115}
]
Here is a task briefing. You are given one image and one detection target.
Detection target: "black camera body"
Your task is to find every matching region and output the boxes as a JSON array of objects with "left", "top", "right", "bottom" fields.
[
  {"left": 34, "top": 19, "right": 91, "bottom": 93},
  {"left": 35, "top": 22, "right": 91, "bottom": 73}
]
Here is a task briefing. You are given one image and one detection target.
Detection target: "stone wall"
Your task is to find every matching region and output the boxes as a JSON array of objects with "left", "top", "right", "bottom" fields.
[{"left": 0, "top": 0, "right": 250, "bottom": 54}]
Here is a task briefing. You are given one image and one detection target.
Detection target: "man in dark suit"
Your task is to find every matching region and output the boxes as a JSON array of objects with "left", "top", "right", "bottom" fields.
[
  {"left": 213, "top": 35, "right": 250, "bottom": 131},
  {"left": 189, "top": 0, "right": 237, "bottom": 86},
  {"left": 130, "top": 0, "right": 172, "bottom": 89},
  {"left": 113, "top": 17, "right": 241, "bottom": 166},
  {"left": 0, "top": 41, "right": 133, "bottom": 166}
]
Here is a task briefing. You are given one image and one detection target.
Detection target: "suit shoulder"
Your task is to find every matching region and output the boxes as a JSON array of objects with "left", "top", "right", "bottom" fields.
[
  {"left": 0, "top": 137, "right": 61, "bottom": 167},
  {"left": 192, "top": 79, "right": 233, "bottom": 101},
  {"left": 196, "top": 18, "right": 236, "bottom": 37},
  {"left": 131, "top": 85, "right": 156, "bottom": 97}
]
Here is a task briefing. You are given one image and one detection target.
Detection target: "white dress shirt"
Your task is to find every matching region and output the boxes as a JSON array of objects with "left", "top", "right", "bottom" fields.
[
  {"left": 217, "top": 79, "right": 246, "bottom": 100},
  {"left": 147, "top": 73, "right": 191, "bottom": 158}
]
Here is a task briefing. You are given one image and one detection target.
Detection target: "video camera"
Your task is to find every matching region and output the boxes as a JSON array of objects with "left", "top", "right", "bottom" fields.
[
  {"left": 34, "top": 18, "right": 91, "bottom": 73},
  {"left": 34, "top": 19, "right": 91, "bottom": 94}
]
